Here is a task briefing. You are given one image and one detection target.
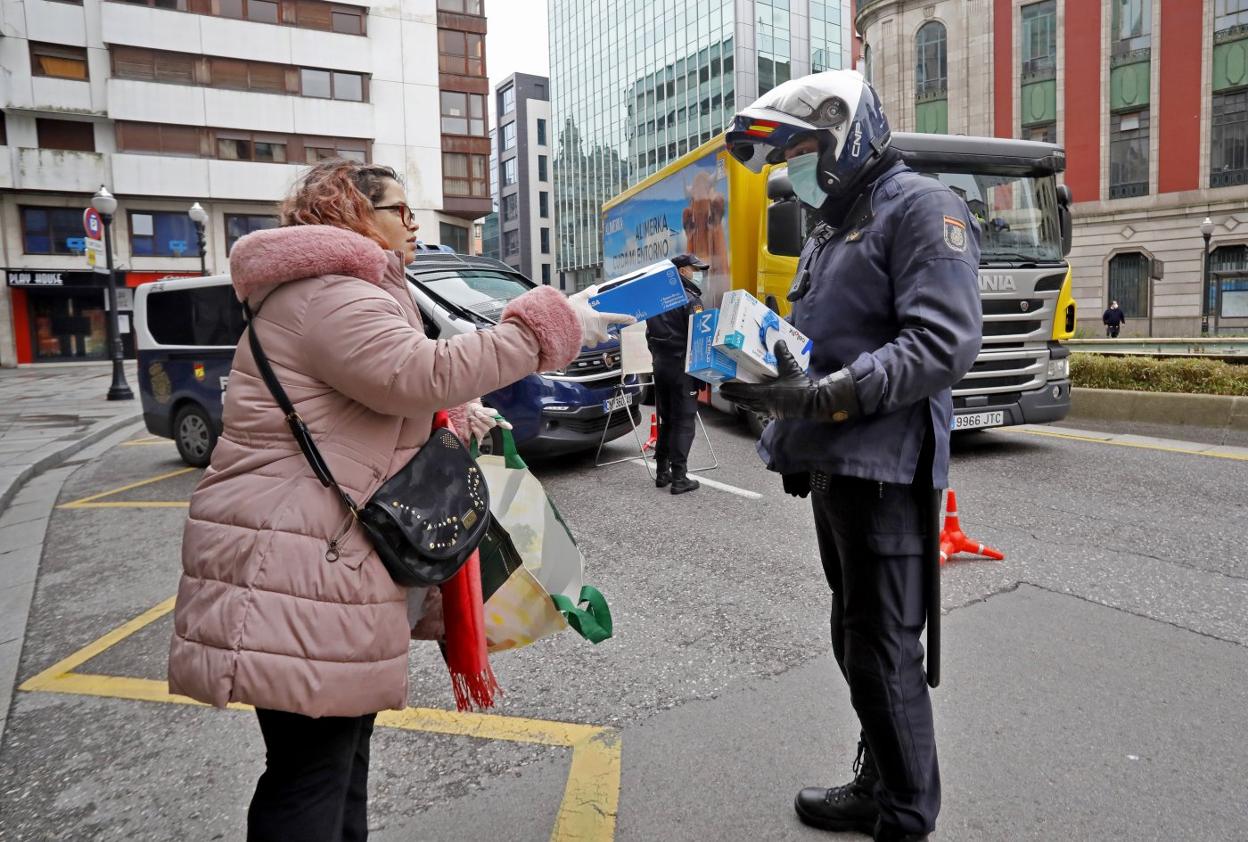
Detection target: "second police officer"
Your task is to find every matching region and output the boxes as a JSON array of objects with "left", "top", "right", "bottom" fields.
[{"left": 720, "top": 71, "right": 982, "bottom": 841}]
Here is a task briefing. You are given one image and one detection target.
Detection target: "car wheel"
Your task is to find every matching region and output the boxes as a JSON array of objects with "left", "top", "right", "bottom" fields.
[{"left": 174, "top": 403, "right": 217, "bottom": 468}]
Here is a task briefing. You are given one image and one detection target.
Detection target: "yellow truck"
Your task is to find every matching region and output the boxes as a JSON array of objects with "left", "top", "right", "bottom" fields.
[{"left": 601, "top": 131, "right": 1078, "bottom": 433}]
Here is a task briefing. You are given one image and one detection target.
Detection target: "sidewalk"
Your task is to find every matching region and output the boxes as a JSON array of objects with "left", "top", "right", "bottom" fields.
[
  {"left": 0, "top": 362, "right": 144, "bottom": 738},
  {"left": 0, "top": 362, "right": 142, "bottom": 512}
]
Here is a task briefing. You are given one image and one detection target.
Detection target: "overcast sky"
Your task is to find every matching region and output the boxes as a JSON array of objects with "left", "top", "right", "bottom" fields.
[{"left": 486, "top": 0, "right": 551, "bottom": 124}]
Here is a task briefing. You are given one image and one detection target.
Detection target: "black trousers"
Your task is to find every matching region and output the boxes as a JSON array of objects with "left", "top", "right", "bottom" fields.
[
  {"left": 652, "top": 354, "right": 698, "bottom": 474},
  {"left": 1106, "top": 324, "right": 1121, "bottom": 338},
  {"left": 248, "top": 708, "right": 377, "bottom": 842},
  {"left": 812, "top": 477, "right": 941, "bottom": 836}
]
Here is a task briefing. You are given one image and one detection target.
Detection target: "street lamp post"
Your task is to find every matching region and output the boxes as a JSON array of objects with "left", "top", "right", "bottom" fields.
[
  {"left": 1200, "top": 217, "right": 1214, "bottom": 337},
  {"left": 188, "top": 202, "right": 209, "bottom": 276},
  {"left": 91, "top": 186, "right": 133, "bottom": 401}
]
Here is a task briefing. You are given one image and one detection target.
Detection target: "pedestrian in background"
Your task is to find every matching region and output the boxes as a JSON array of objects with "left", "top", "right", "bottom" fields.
[
  {"left": 166, "top": 160, "right": 632, "bottom": 841},
  {"left": 1103, "top": 300, "right": 1126, "bottom": 338},
  {"left": 723, "top": 71, "right": 982, "bottom": 842},
  {"left": 645, "top": 252, "right": 708, "bottom": 494}
]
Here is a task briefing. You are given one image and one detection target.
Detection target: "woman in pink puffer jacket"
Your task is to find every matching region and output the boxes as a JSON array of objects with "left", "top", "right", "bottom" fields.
[{"left": 168, "top": 161, "right": 630, "bottom": 841}]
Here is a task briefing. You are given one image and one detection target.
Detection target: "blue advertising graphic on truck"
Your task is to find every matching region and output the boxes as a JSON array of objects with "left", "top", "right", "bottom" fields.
[{"left": 602, "top": 147, "right": 733, "bottom": 308}]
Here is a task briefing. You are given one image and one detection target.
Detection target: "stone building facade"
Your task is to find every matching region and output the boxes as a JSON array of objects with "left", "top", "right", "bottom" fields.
[{"left": 857, "top": 0, "right": 1247, "bottom": 337}]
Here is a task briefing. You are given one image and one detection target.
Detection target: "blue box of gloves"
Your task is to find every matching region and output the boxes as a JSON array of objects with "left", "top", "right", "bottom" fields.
[
  {"left": 714, "top": 289, "right": 812, "bottom": 378},
  {"left": 685, "top": 309, "right": 765, "bottom": 385},
  {"left": 588, "top": 260, "right": 688, "bottom": 323}
]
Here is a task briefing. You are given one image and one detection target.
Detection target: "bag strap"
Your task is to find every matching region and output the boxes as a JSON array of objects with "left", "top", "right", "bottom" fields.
[
  {"left": 550, "top": 586, "right": 613, "bottom": 644},
  {"left": 242, "top": 300, "right": 359, "bottom": 513},
  {"left": 469, "top": 426, "right": 527, "bottom": 471}
]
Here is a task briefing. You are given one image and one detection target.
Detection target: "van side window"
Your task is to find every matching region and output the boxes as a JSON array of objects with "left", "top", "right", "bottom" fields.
[{"left": 148, "top": 285, "right": 247, "bottom": 346}]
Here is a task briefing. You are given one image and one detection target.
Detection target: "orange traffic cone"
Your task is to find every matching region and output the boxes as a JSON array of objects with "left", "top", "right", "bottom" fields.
[
  {"left": 643, "top": 413, "right": 658, "bottom": 452},
  {"left": 939, "top": 490, "right": 1004, "bottom": 565}
]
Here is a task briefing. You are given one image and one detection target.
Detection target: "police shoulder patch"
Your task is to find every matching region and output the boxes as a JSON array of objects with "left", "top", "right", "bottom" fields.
[{"left": 943, "top": 215, "right": 967, "bottom": 253}]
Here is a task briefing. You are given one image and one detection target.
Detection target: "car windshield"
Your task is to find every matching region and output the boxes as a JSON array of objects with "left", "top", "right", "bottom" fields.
[
  {"left": 417, "top": 270, "right": 532, "bottom": 322},
  {"left": 918, "top": 170, "right": 1064, "bottom": 265}
]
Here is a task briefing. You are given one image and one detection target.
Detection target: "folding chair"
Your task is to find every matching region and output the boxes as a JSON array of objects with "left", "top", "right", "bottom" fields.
[{"left": 594, "top": 324, "right": 718, "bottom": 477}]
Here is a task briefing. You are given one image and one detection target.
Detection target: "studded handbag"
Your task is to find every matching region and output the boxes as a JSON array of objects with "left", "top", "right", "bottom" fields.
[{"left": 243, "top": 301, "right": 490, "bottom": 587}]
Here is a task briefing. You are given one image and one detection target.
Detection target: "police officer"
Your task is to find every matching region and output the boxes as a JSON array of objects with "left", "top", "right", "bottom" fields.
[
  {"left": 721, "top": 71, "right": 982, "bottom": 842},
  {"left": 645, "top": 253, "right": 707, "bottom": 494}
]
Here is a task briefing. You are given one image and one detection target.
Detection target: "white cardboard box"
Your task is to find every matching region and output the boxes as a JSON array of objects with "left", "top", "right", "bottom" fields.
[{"left": 713, "top": 289, "right": 812, "bottom": 378}]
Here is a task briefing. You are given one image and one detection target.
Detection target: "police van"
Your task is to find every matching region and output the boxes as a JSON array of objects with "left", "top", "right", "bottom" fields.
[{"left": 134, "top": 253, "right": 638, "bottom": 468}]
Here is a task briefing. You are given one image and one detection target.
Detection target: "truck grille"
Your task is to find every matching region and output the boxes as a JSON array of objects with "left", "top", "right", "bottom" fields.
[{"left": 953, "top": 349, "right": 1047, "bottom": 397}]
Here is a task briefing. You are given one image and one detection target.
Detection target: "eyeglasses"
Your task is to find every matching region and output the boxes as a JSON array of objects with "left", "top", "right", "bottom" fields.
[{"left": 374, "top": 203, "right": 415, "bottom": 227}]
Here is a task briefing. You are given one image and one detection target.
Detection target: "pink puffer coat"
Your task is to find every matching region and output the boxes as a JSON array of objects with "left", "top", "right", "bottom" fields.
[{"left": 167, "top": 225, "right": 581, "bottom": 717}]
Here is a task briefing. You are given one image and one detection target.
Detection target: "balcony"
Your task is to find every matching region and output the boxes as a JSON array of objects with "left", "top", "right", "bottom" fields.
[
  {"left": 101, "top": 2, "right": 372, "bottom": 72},
  {"left": 9, "top": 146, "right": 108, "bottom": 192},
  {"left": 109, "top": 153, "right": 303, "bottom": 202}
]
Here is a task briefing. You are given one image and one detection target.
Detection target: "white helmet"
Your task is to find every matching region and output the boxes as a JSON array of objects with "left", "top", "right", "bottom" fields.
[{"left": 725, "top": 71, "right": 892, "bottom": 201}]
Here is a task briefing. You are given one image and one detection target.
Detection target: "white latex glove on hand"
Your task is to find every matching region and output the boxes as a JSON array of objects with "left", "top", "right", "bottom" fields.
[
  {"left": 465, "top": 401, "right": 512, "bottom": 442},
  {"left": 568, "top": 286, "right": 636, "bottom": 347}
]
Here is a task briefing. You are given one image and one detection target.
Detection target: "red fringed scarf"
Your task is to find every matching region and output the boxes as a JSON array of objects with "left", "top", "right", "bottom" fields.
[{"left": 433, "top": 411, "right": 500, "bottom": 711}]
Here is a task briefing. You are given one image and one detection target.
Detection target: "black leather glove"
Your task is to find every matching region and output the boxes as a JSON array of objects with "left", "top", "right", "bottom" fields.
[
  {"left": 720, "top": 343, "right": 860, "bottom": 423},
  {"left": 782, "top": 472, "right": 810, "bottom": 498}
]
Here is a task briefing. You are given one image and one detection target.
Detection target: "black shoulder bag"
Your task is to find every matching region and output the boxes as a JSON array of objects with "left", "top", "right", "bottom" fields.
[{"left": 242, "top": 301, "right": 489, "bottom": 587}]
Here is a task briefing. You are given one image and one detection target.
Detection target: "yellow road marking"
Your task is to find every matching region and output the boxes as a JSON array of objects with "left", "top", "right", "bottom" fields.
[
  {"left": 58, "top": 467, "right": 197, "bottom": 509},
  {"left": 120, "top": 437, "right": 171, "bottom": 447},
  {"left": 20, "top": 597, "right": 620, "bottom": 841},
  {"left": 1010, "top": 428, "right": 1248, "bottom": 462}
]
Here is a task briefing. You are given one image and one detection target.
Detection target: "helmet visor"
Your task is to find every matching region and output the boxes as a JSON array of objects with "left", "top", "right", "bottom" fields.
[{"left": 725, "top": 115, "right": 816, "bottom": 173}]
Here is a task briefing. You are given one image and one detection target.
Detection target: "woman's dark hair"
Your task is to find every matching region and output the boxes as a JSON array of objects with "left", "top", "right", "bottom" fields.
[{"left": 280, "top": 160, "right": 401, "bottom": 249}]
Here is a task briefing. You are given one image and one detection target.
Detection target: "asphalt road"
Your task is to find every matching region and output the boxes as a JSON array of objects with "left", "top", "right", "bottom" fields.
[{"left": 1, "top": 411, "right": 1245, "bottom": 841}]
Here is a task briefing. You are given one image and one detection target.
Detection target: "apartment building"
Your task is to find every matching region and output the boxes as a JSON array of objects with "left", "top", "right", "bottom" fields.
[
  {"left": 0, "top": 0, "right": 492, "bottom": 366},
  {"left": 495, "top": 73, "right": 553, "bottom": 285}
]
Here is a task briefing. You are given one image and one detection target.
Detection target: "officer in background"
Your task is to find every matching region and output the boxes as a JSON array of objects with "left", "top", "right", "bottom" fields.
[
  {"left": 1102, "top": 300, "right": 1126, "bottom": 338},
  {"left": 721, "top": 72, "right": 982, "bottom": 842},
  {"left": 644, "top": 253, "right": 707, "bottom": 494}
]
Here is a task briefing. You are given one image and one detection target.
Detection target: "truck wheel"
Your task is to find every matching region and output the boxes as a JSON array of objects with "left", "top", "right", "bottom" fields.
[{"left": 174, "top": 403, "right": 217, "bottom": 468}]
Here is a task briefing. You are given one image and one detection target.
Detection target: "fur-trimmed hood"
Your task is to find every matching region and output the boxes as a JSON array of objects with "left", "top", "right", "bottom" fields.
[{"left": 229, "top": 224, "right": 389, "bottom": 300}]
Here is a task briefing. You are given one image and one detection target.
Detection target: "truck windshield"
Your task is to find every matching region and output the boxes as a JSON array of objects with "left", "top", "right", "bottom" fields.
[
  {"left": 920, "top": 170, "right": 1064, "bottom": 265},
  {"left": 418, "top": 270, "right": 532, "bottom": 322}
]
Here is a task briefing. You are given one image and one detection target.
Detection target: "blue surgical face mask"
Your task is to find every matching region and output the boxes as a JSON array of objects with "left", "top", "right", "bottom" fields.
[{"left": 787, "top": 152, "right": 828, "bottom": 209}]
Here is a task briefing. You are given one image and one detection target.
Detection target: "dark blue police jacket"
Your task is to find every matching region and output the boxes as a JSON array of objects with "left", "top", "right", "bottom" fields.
[{"left": 759, "top": 162, "right": 983, "bottom": 488}]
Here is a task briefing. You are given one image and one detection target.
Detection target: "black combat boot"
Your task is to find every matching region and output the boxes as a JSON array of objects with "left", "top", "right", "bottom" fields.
[
  {"left": 669, "top": 468, "right": 699, "bottom": 494},
  {"left": 654, "top": 460, "right": 672, "bottom": 488},
  {"left": 794, "top": 739, "right": 879, "bottom": 834},
  {"left": 873, "top": 820, "right": 928, "bottom": 842}
]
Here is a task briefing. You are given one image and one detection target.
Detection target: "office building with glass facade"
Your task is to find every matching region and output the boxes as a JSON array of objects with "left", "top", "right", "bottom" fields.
[{"left": 550, "top": 0, "right": 854, "bottom": 290}]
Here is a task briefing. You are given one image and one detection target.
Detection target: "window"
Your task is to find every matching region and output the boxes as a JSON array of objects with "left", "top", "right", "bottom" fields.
[
  {"left": 146, "top": 284, "right": 248, "bottom": 347},
  {"left": 540, "top": 228, "right": 550, "bottom": 254},
  {"left": 1108, "top": 252, "right": 1149, "bottom": 319},
  {"left": 1216, "top": 0, "right": 1248, "bottom": 33},
  {"left": 116, "top": 122, "right": 203, "bottom": 156},
  {"left": 331, "top": 71, "right": 363, "bottom": 101},
  {"left": 440, "top": 91, "right": 485, "bottom": 135},
  {"left": 442, "top": 152, "right": 488, "bottom": 196},
  {"left": 36, "top": 119, "right": 95, "bottom": 152},
  {"left": 438, "top": 30, "right": 484, "bottom": 76},
  {"left": 1109, "top": 110, "right": 1149, "bottom": 198},
  {"left": 863, "top": 43, "right": 873, "bottom": 85},
  {"left": 1112, "top": 0, "right": 1151, "bottom": 56},
  {"left": 217, "top": 0, "right": 279, "bottom": 22},
  {"left": 21, "top": 207, "right": 84, "bottom": 255},
  {"left": 501, "top": 86, "right": 515, "bottom": 115},
  {"left": 915, "top": 22, "right": 947, "bottom": 99},
  {"left": 502, "top": 122, "right": 516, "bottom": 150},
  {"left": 502, "top": 193, "right": 518, "bottom": 222},
  {"left": 540, "top": 264, "right": 551, "bottom": 285},
  {"left": 300, "top": 69, "right": 331, "bottom": 98},
  {"left": 330, "top": 7, "right": 365, "bottom": 34},
  {"left": 437, "top": 0, "right": 483, "bottom": 13},
  {"left": 503, "top": 157, "right": 517, "bottom": 186},
  {"left": 304, "top": 138, "right": 367, "bottom": 162},
  {"left": 211, "top": 57, "right": 286, "bottom": 94},
  {"left": 439, "top": 222, "right": 469, "bottom": 253},
  {"left": 538, "top": 155, "right": 548, "bottom": 181},
  {"left": 1212, "top": 90, "right": 1248, "bottom": 187},
  {"left": 1024, "top": 124, "right": 1056, "bottom": 144},
  {"left": 112, "top": 47, "right": 196, "bottom": 84},
  {"left": 1021, "top": 2, "right": 1057, "bottom": 79},
  {"left": 1210, "top": 245, "right": 1248, "bottom": 319},
  {"left": 225, "top": 214, "right": 278, "bottom": 253},
  {"left": 129, "top": 211, "right": 199, "bottom": 257},
  {"left": 538, "top": 191, "right": 549, "bottom": 218},
  {"left": 30, "top": 42, "right": 89, "bottom": 80},
  {"left": 503, "top": 229, "right": 520, "bottom": 257},
  {"left": 536, "top": 118, "right": 547, "bottom": 146}
]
